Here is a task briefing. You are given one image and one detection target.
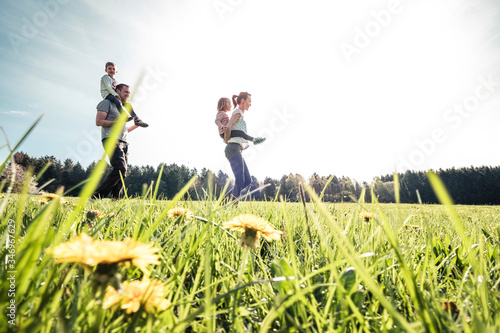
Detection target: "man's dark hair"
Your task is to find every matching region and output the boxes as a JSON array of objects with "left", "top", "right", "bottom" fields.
[{"left": 116, "top": 83, "right": 129, "bottom": 91}]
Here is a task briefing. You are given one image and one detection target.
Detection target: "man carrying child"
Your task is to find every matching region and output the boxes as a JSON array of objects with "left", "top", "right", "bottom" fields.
[
  {"left": 101, "top": 61, "right": 149, "bottom": 127},
  {"left": 93, "top": 84, "right": 143, "bottom": 199}
]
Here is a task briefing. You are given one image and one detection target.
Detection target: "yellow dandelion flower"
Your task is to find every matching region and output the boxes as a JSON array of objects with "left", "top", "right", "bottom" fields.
[
  {"left": 49, "top": 233, "right": 94, "bottom": 264},
  {"left": 116, "top": 238, "right": 161, "bottom": 276},
  {"left": 102, "top": 284, "right": 122, "bottom": 309},
  {"left": 103, "top": 278, "right": 170, "bottom": 315},
  {"left": 41, "top": 193, "right": 59, "bottom": 200},
  {"left": 120, "top": 280, "right": 144, "bottom": 314},
  {"left": 47, "top": 234, "right": 160, "bottom": 276},
  {"left": 40, "top": 193, "right": 67, "bottom": 204},
  {"left": 359, "top": 212, "right": 374, "bottom": 222},
  {"left": 143, "top": 280, "right": 171, "bottom": 314},
  {"left": 167, "top": 207, "right": 194, "bottom": 219},
  {"left": 223, "top": 214, "right": 283, "bottom": 249}
]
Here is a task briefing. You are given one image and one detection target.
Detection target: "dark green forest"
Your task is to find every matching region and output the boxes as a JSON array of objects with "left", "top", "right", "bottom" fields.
[{"left": 2, "top": 152, "right": 500, "bottom": 205}]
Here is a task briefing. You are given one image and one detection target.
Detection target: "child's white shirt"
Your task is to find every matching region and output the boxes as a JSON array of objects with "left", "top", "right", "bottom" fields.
[{"left": 100, "top": 74, "right": 118, "bottom": 99}]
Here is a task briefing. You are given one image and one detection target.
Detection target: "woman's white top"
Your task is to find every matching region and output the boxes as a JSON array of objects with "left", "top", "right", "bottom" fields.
[{"left": 227, "top": 109, "right": 249, "bottom": 149}]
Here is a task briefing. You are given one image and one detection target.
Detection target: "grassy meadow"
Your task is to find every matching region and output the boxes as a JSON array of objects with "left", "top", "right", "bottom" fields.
[
  {"left": 2, "top": 123, "right": 500, "bottom": 332},
  {"left": 2, "top": 182, "right": 500, "bottom": 332}
]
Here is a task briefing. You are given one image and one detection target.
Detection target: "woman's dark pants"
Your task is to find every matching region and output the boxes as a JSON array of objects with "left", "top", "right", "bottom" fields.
[{"left": 225, "top": 143, "right": 251, "bottom": 197}]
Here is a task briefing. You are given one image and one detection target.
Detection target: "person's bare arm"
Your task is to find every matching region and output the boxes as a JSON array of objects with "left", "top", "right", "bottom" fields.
[
  {"left": 226, "top": 113, "right": 241, "bottom": 129},
  {"left": 127, "top": 124, "right": 139, "bottom": 132},
  {"left": 97, "top": 110, "right": 141, "bottom": 132},
  {"left": 96, "top": 111, "right": 114, "bottom": 127}
]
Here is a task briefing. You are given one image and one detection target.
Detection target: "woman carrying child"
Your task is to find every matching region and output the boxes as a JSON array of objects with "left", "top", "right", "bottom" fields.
[
  {"left": 219, "top": 92, "right": 265, "bottom": 199},
  {"left": 215, "top": 97, "right": 265, "bottom": 145}
]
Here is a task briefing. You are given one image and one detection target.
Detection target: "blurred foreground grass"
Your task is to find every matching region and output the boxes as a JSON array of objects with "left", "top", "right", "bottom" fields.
[{"left": 2, "top": 190, "right": 500, "bottom": 332}]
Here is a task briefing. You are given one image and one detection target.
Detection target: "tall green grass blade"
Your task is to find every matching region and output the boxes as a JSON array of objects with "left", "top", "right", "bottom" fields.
[
  {"left": 427, "top": 171, "right": 470, "bottom": 248},
  {"left": 152, "top": 163, "right": 164, "bottom": 202},
  {"left": 394, "top": 172, "right": 400, "bottom": 204},
  {"left": 0, "top": 114, "right": 44, "bottom": 176},
  {"left": 304, "top": 184, "right": 415, "bottom": 332}
]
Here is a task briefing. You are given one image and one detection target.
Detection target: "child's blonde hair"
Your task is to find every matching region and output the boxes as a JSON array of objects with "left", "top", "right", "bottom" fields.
[{"left": 217, "top": 97, "right": 231, "bottom": 112}]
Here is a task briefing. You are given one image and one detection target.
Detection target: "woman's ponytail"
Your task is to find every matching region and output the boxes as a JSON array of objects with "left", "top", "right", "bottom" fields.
[
  {"left": 232, "top": 95, "right": 239, "bottom": 108},
  {"left": 233, "top": 92, "right": 251, "bottom": 108}
]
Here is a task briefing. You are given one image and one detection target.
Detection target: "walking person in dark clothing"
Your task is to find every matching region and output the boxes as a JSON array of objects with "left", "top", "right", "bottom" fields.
[{"left": 93, "top": 83, "right": 143, "bottom": 199}]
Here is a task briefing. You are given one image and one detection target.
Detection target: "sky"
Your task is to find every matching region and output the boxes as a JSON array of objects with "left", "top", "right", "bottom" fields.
[{"left": 1, "top": 0, "right": 500, "bottom": 183}]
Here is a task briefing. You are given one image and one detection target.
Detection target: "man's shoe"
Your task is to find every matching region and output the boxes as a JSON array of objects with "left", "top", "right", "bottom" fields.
[
  {"left": 135, "top": 120, "right": 149, "bottom": 127},
  {"left": 253, "top": 137, "right": 266, "bottom": 145}
]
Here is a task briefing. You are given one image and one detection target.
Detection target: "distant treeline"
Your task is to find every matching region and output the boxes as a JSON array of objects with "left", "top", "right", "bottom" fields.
[
  {"left": 373, "top": 166, "right": 500, "bottom": 205},
  {"left": 2, "top": 152, "right": 500, "bottom": 205}
]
